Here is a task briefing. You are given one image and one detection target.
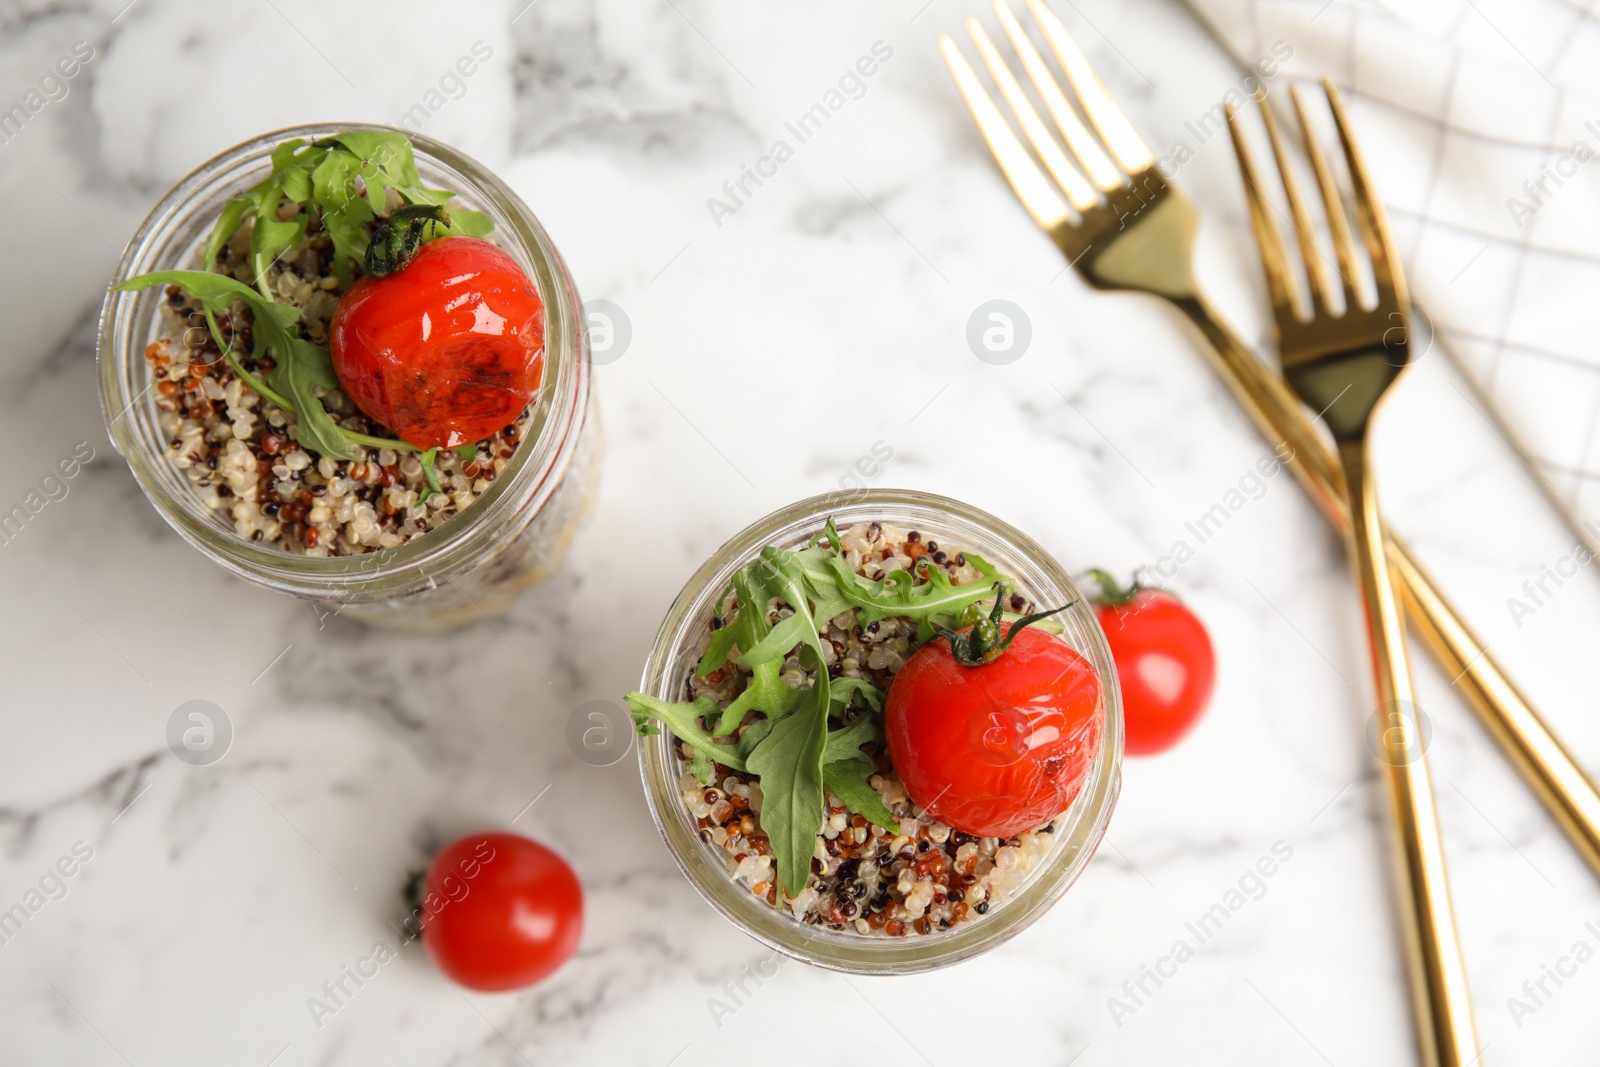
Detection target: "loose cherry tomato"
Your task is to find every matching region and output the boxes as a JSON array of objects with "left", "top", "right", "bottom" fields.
[
  {"left": 885, "top": 595, "right": 1103, "bottom": 838},
  {"left": 417, "top": 832, "right": 581, "bottom": 992},
  {"left": 330, "top": 235, "right": 544, "bottom": 449},
  {"left": 1089, "top": 570, "right": 1215, "bottom": 756}
]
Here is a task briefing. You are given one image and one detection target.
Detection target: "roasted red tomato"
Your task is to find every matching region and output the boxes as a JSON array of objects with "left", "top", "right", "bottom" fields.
[
  {"left": 417, "top": 832, "right": 582, "bottom": 992},
  {"left": 885, "top": 594, "right": 1102, "bottom": 838},
  {"left": 1089, "top": 570, "right": 1215, "bottom": 756},
  {"left": 330, "top": 235, "right": 544, "bottom": 449}
]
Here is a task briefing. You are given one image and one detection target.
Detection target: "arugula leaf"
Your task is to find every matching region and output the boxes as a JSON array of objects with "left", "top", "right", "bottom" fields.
[
  {"left": 823, "top": 713, "right": 880, "bottom": 763},
  {"left": 781, "top": 530, "right": 996, "bottom": 635},
  {"left": 274, "top": 339, "right": 358, "bottom": 462},
  {"left": 204, "top": 196, "right": 253, "bottom": 271},
  {"left": 820, "top": 517, "right": 844, "bottom": 552},
  {"left": 205, "top": 141, "right": 321, "bottom": 276},
  {"left": 732, "top": 609, "right": 817, "bottom": 669},
  {"left": 323, "top": 131, "right": 409, "bottom": 214},
  {"left": 829, "top": 675, "right": 885, "bottom": 715},
  {"left": 441, "top": 210, "right": 493, "bottom": 238},
  {"left": 112, "top": 269, "right": 297, "bottom": 334},
  {"left": 327, "top": 131, "right": 458, "bottom": 221},
  {"left": 268, "top": 336, "right": 339, "bottom": 394},
  {"left": 269, "top": 137, "right": 311, "bottom": 173},
  {"left": 324, "top": 131, "right": 409, "bottom": 169},
  {"left": 234, "top": 142, "right": 327, "bottom": 298},
  {"left": 310, "top": 149, "right": 373, "bottom": 284},
  {"left": 700, "top": 560, "right": 801, "bottom": 737},
  {"left": 250, "top": 190, "right": 308, "bottom": 297},
  {"left": 684, "top": 750, "right": 717, "bottom": 785},
  {"left": 279, "top": 160, "right": 315, "bottom": 203},
  {"left": 823, "top": 758, "right": 898, "bottom": 833},
  {"left": 746, "top": 679, "right": 829, "bottom": 897},
  {"left": 623, "top": 693, "right": 747, "bottom": 773},
  {"left": 399, "top": 184, "right": 456, "bottom": 207},
  {"left": 708, "top": 580, "right": 883, "bottom": 737},
  {"left": 272, "top": 139, "right": 325, "bottom": 199},
  {"left": 201, "top": 306, "right": 290, "bottom": 411},
  {"left": 712, "top": 660, "right": 801, "bottom": 736},
  {"left": 759, "top": 549, "right": 835, "bottom": 663},
  {"left": 821, "top": 550, "right": 1008, "bottom": 641},
  {"left": 794, "top": 520, "right": 856, "bottom": 619},
  {"left": 698, "top": 627, "right": 740, "bottom": 678},
  {"left": 113, "top": 271, "right": 361, "bottom": 461},
  {"left": 699, "top": 564, "right": 780, "bottom": 675},
  {"left": 734, "top": 715, "right": 776, "bottom": 762},
  {"left": 740, "top": 548, "right": 837, "bottom": 896},
  {"left": 785, "top": 545, "right": 853, "bottom": 624}
]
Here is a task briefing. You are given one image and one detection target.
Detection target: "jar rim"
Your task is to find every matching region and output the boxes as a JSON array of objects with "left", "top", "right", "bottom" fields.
[
  {"left": 634, "top": 488, "right": 1124, "bottom": 974},
  {"left": 96, "top": 123, "right": 589, "bottom": 601}
]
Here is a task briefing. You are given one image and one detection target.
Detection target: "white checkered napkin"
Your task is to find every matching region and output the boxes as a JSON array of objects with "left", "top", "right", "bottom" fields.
[{"left": 1184, "top": 0, "right": 1600, "bottom": 542}]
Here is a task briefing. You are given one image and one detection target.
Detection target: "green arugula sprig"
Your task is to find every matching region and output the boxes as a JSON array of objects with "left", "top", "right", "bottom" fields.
[
  {"left": 115, "top": 270, "right": 404, "bottom": 463},
  {"left": 624, "top": 522, "right": 1026, "bottom": 897}
]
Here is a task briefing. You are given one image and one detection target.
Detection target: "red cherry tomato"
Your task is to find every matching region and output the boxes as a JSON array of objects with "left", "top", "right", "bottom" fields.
[
  {"left": 419, "top": 832, "right": 581, "bottom": 992},
  {"left": 1094, "top": 586, "right": 1215, "bottom": 756},
  {"left": 885, "top": 626, "right": 1103, "bottom": 838},
  {"left": 329, "top": 236, "right": 544, "bottom": 449}
]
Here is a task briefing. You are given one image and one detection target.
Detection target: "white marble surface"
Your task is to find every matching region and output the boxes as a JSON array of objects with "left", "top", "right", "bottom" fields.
[{"left": 2, "top": 0, "right": 1598, "bottom": 1064}]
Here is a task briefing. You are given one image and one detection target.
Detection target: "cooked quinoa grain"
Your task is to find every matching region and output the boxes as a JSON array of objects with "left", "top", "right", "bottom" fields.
[{"left": 675, "top": 521, "right": 1056, "bottom": 937}]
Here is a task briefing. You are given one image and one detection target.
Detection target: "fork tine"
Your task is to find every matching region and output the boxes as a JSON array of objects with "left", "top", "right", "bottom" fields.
[
  {"left": 993, "top": 0, "right": 1123, "bottom": 192},
  {"left": 1225, "top": 100, "right": 1303, "bottom": 325},
  {"left": 965, "top": 17, "right": 1100, "bottom": 212},
  {"left": 939, "top": 35, "right": 1071, "bottom": 230},
  {"left": 1024, "top": 0, "right": 1155, "bottom": 174},
  {"left": 1322, "top": 78, "right": 1400, "bottom": 295},
  {"left": 1256, "top": 90, "right": 1330, "bottom": 315},
  {"left": 1290, "top": 83, "right": 1360, "bottom": 310}
]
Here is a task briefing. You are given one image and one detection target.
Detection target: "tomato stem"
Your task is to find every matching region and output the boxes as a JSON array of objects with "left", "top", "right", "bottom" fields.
[
  {"left": 1084, "top": 567, "right": 1144, "bottom": 607},
  {"left": 365, "top": 203, "right": 452, "bottom": 278},
  {"left": 937, "top": 583, "right": 1075, "bottom": 667},
  {"left": 1083, "top": 567, "right": 1179, "bottom": 607}
]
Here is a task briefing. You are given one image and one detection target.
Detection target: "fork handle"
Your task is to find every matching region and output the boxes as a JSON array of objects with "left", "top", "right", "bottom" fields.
[
  {"left": 1341, "top": 438, "right": 1480, "bottom": 1067},
  {"left": 1171, "top": 294, "right": 1600, "bottom": 882}
]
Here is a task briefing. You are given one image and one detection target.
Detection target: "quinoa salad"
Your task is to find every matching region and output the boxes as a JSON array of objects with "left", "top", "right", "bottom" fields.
[
  {"left": 147, "top": 257, "right": 530, "bottom": 557},
  {"left": 119, "top": 130, "right": 540, "bottom": 558},
  {"left": 628, "top": 521, "right": 1101, "bottom": 938}
]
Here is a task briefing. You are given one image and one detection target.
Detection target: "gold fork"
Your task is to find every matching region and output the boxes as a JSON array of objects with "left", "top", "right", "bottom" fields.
[
  {"left": 939, "top": 0, "right": 1600, "bottom": 890},
  {"left": 1227, "top": 83, "right": 1477, "bottom": 1067}
]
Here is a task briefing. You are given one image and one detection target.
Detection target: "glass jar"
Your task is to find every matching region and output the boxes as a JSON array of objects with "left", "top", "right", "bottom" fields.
[
  {"left": 635, "top": 489, "right": 1122, "bottom": 974},
  {"left": 97, "top": 124, "right": 599, "bottom": 630}
]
